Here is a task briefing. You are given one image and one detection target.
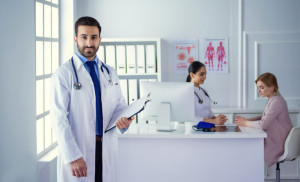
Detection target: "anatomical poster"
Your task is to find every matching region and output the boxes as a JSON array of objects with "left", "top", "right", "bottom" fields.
[
  {"left": 202, "top": 38, "right": 228, "bottom": 73},
  {"left": 174, "top": 40, "right": 199, "bottom": 73}
]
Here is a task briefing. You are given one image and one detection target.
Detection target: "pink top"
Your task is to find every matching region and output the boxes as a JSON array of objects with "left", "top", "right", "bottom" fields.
[{"left": 251, "top": 93, "right": 293, "bottom": 167}]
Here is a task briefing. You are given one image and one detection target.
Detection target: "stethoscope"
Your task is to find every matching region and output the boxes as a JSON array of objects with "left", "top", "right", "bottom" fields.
[
  {"left": 194, "top": 87, "right": 217, "bottom": 105},
  {"left": 70, "top": 57, "right": 114, "bottom": 90}
]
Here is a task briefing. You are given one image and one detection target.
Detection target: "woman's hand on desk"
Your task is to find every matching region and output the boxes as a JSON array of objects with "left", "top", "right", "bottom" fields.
[
  {"left": 234, "top": 116, "right": 252, "bottom": 127},
  {"left": 203, "top": 115, "right": 227, "bottom": 125},
  {"left": 214, "top": 114, "right": 227, "bottom": 125}
]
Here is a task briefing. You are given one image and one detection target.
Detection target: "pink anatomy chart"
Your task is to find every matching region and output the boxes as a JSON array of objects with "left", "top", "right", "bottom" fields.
[
  {"left": 202, "top": 38, "right": 228, "bottom": 73},
  {"left": 174, "top": 40, "right": 199, "bottom": 73}
]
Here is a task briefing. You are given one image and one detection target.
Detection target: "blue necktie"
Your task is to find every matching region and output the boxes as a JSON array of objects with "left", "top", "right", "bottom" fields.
[{"left": 86, "top": 61, "right": 103, "bottom": 136}]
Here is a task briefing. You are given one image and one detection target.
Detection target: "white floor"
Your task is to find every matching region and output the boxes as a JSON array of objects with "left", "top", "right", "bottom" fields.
[{"left": 265, "top": 180, "right": 300, "bottom": 182}]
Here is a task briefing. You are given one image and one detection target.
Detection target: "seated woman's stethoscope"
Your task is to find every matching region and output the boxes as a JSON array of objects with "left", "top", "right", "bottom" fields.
[
  {"left": 194, "top": 87, "right": 217, "bottom": 105},
  {"left": 70, "top": 57, "right": 113, "bottom": 90}
]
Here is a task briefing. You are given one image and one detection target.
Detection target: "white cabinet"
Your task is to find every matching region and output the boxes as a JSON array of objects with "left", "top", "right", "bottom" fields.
[
  {"left": 213, "top": 108, "right": 300, "bottom": 180},
  {"left": 118, "top": 124, "right": 266, "bottom": 182}
]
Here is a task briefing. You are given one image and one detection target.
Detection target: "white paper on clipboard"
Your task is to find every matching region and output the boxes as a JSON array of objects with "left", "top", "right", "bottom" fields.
[{"left": 105, "top": 93, "right": 151, "bottom": 132}]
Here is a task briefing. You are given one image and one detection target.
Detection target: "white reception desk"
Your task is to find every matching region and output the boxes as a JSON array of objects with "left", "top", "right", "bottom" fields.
[{"left": 117, "top": 123, "right": 266, "bottom": 182}]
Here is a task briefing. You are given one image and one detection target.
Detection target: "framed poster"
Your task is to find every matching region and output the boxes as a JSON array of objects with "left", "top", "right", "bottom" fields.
[
  {"left": 202, "top": 38, "right": 228, "bottom": 73},
  {"left": 173, "top": 40, "right": 199, "bottom": 73}
]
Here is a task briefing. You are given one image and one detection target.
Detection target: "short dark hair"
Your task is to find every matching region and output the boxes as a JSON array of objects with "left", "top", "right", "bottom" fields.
[
  {"left": 186, "top": 61, "right": 206, "bottom": 82},
  {"left": 75, "top": 16, "right": 102, "bottom": 36}
]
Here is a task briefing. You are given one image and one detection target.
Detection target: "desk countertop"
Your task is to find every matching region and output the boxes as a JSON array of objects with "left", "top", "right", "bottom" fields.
[
  {"left": 212, "top": 107, "right": 300, "bottom": 113},
  {"left": 118, "top": 123, "right": 267, "bottom": 139}
]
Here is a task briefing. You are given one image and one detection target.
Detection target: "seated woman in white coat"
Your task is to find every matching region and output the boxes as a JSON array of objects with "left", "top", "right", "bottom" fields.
[{"left": 186, "top": 61, "right": 227, "bottom": 125}]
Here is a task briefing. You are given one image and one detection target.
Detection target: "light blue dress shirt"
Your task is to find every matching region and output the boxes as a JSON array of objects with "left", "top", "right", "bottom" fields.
[
  {"left": 76, "top": 52, "right": 100, "bottom": 79},
  {"left": 76, "top": 52, "right": 129, "bottom": 134}
]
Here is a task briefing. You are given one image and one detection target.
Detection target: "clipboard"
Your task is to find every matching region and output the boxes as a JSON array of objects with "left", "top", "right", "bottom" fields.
[{"left": 104, "top": 93, "right": 151, "bottom": 133}]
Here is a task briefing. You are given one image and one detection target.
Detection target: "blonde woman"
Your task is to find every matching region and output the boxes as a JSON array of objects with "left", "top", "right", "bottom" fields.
[{"left": 235, "top": 72, "right": 293, "bottom": 166}]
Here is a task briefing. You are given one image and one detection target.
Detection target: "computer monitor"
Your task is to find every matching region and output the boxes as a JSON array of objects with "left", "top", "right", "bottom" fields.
[{"left": 140, "top": 82, "right": 195, "bottom": 131}]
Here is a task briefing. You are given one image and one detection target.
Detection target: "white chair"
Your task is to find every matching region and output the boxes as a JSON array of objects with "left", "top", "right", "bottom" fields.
[{"left": 276, "top": 127, "right": 300, "bottom": 182}]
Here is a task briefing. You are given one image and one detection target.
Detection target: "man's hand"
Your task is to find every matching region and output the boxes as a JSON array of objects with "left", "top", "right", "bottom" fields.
[
  {"left": 116, "top": 116, "right": 134, "bottom": 130},
  {"left": 70, "top": 157, "right": 87, "bottom": 177}
]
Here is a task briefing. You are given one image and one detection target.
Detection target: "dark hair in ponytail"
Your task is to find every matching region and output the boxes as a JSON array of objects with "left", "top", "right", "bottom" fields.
[{"left": 186, "top": 61, "right": 206, "bottom": 82}]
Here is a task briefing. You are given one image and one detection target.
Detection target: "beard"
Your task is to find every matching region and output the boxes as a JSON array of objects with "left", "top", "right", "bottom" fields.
[{"left": 77, "top": 44, "right": 99, "bottom": 59}]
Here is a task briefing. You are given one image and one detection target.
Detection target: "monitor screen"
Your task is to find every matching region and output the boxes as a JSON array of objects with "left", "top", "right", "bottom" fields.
[{"left": 140, "top": 82, "right": 195, "bottom": 131}]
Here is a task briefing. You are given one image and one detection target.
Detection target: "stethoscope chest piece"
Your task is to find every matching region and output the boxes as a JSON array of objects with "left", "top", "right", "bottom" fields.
[
  {"left": 198, "top": 99, "right": 203, "bottom": 104},
  {"left": 74, "top": 82, "right": 82, "bottom": 90},
  {"left": 71, "top": 57, "right": 82, "bottom": 90}
]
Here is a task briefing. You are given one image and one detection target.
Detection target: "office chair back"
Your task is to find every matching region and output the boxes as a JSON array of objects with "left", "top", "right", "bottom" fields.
[{"left": 278, "top": 127, "right": 300, "bottom": 162}]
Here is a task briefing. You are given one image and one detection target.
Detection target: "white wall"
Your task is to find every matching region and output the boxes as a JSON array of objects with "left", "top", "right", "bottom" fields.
[
  {"left": 60, "top": 0, "right": 75, "bottom": 64},
  {"left": 76, "top": 0, "right": 237, "bottom": 107},
  {"left": 75, "top": 0, "right": 300, "bottom": 109},
  {"left": 0, "top": 0, "right": 37, "bottom": 181},
  {"left": 242, "top": 0, "right": 300, "bottom": 108}
]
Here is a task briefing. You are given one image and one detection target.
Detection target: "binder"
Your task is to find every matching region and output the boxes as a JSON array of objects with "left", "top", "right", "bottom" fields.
[
  {"left": 105, "top": 93, "right": 151, "bottom": 133},
  {"left": 117, "top": 45, "right": 126, "bottom": 74},
  {"left": 137, "top": 45, "right": 145, "bottom": 73},
  {"left": 105, "top": 45, "right": 116, "bottom": 69},
  {"left": 146, "top": 45, "right": 156, "bottom": 73},
  {"left": 126, "top": 45, "right": 136, "bottom": 74}
]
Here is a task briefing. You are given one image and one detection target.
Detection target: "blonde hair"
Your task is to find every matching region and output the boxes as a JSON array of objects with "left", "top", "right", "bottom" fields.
[{"left": 255, "top": 72, "right": 279, "bottom": 92}]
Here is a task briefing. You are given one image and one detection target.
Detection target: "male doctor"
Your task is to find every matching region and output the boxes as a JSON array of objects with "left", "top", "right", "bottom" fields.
[{"left": 51, "top": 16, "right": 134, "bottom": 182}]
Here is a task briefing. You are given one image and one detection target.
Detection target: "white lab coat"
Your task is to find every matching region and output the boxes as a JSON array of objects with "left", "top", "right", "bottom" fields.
[
  {"left": 50, "top": 54, "right": 127, "bottom": 182},
  {"left": 194, "top": 86, "right": 214, "bottom": 125}
]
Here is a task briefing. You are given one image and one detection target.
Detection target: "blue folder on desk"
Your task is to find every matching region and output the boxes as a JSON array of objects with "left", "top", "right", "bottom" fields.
[
  {"left": 192, "top": 121, "right": 215, "bottom": 132},
  {"left": 197, "top": 121, "right": 215, "bottom": 129}
]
